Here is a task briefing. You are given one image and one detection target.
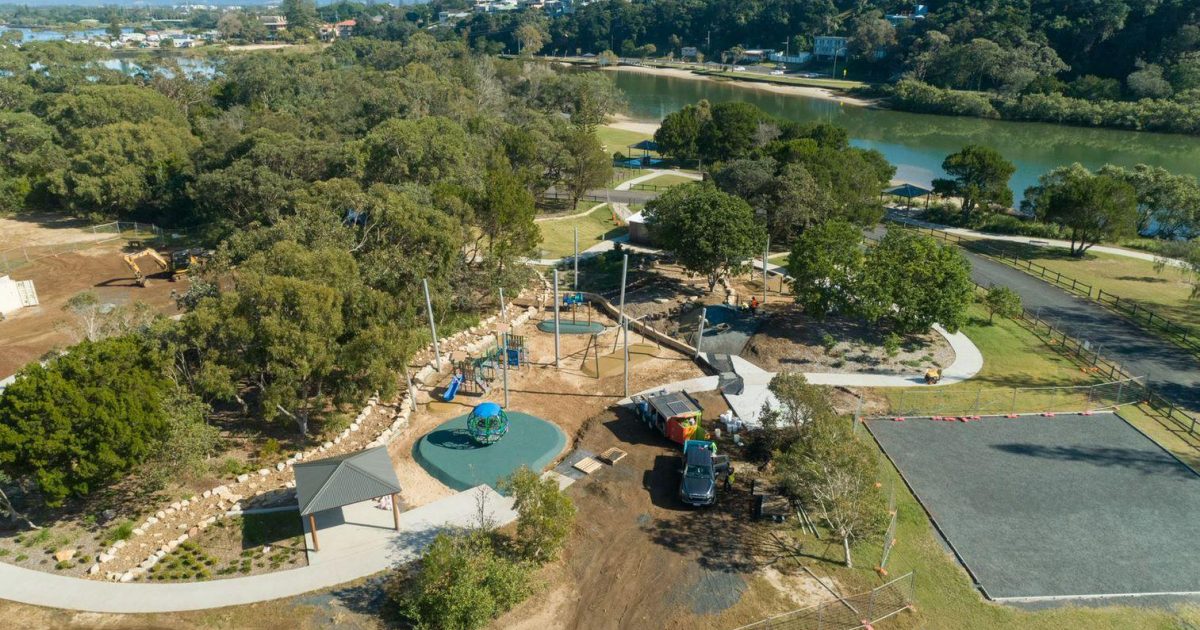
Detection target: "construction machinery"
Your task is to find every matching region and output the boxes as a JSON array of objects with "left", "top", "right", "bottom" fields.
[
  {"left": 122, "top": 247, "right": 207, "bottom": 287},
  {"left": 122, "top": 248, "right": 169, "bottom": 287}
]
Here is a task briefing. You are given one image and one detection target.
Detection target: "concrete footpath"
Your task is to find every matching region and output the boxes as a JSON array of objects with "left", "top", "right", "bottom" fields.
[{"left": 0, "top": 486, "right": 518, "bottom": 613}]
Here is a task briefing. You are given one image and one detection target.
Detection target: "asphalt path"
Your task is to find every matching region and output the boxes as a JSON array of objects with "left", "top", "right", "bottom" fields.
[{"left": 871, "top": 226, "right": 1200, "bottom": 409}]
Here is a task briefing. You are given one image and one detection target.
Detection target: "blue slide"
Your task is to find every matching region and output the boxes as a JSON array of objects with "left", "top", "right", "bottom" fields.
[{"left": 443, "top": 374, "right": 464, "bottom": 401}]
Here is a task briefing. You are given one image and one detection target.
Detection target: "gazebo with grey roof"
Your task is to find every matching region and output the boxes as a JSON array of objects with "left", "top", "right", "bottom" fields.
[{"left": 293, "top": 446, "right": 402, "bottom": 551}]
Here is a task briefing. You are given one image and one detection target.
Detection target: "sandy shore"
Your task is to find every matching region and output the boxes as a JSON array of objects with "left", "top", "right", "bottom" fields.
[{"left": 601, "top": 64, "right": 877, "bottom": 108}]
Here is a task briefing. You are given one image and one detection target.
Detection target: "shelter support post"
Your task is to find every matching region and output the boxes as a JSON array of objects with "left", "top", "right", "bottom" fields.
[
  {"left": 392, "top": 493, "right": 400, "bottom": 531},
  {"left": 309, "top": 514, "right": 320, "bottom": 552}
]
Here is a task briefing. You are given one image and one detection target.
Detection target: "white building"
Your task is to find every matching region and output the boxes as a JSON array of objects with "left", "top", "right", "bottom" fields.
[
  {"left": 0, "top": 275, "right": 37, "bottom": 318},
  {"left": 813, "top": 35, "right": 847, "bottom": 58}
]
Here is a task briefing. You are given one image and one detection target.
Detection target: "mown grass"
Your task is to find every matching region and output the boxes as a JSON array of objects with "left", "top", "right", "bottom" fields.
[
  {"left": 965, "top": 240, "right": 1200, "bottom": 331},
  {"left": 879, "top": 304, "right": 1098, "bottom": 416},
  {"left": 642, "top": 173, "right": 697, "bottom": 187},
  {"left": 596, "top": 125, "right": 655, "bottom": 156},
  {"left": 694, "top": 68, "right": 870, "bottom": 91},
  {"left": 536, "top": 205, "right": 626, "bottom": 259}
]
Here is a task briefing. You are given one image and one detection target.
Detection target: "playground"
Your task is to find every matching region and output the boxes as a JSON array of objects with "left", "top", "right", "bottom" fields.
[
  {"left": 388, "top": 300, "right": 707, "bottom": 507},
  {"left": 867, "top": 412, "right": 1200, "bottom": 601}
]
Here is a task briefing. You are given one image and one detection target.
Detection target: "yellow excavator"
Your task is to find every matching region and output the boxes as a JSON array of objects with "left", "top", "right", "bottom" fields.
[{"left": 122, "top": 248, "right": 170, "bottom": 287}]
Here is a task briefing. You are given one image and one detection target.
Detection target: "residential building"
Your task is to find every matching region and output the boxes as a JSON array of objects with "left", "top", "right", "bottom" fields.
[
  {"left": 813, "top": 35, "right": 847, "bottom": 58},
  {"left": 260, "top": 15, "right": 288, "bottom": 32}
]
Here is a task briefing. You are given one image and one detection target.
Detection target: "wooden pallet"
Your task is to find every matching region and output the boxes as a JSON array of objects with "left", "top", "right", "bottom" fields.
[
  {"left": 572, "top": 457, "right": 603, "bottom": 474},
  {"left": 599, "top": 447, "right": 628, "bottom": 465}
]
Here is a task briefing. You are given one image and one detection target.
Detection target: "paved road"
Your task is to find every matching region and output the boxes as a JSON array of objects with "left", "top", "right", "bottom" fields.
[{"left": 872, "top": 226, "right": 1200, "bottom": 410}]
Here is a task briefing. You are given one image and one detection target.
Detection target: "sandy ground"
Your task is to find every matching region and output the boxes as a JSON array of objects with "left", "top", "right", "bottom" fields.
[
  {"left": 0, "top": 242, "right": 183, "bottom": 379},
  {"left": 601, "top": 64, "right": 877, "bottom": 108},
  {"left": 388, "top": 305, "right": 708, "bottom": 508},
  {"left": 0, "top": 214, "right": 117, "bottom": 251},
  {"left": 490, "top": 395, "right": 841, "bottom": 630},
  {"left": 606, "top": 114, "right": 661, "bottom": 136}
]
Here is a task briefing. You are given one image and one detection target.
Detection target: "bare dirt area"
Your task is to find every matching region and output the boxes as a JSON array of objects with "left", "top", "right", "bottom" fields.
[
  {"left": 0, "top": 213, "right": 117, "bottom": 250},
  {"left": 388, "top": 305, "right": 708, "bottom": 508},
  {"left": 744, "top": 306, "right": 953, "bottom": 376},
  {"left": 0, "top": 242, "right": 183, "bottom": 379},
  {"left": 491, "top": 400, "right": 842, "bottom": 630}
]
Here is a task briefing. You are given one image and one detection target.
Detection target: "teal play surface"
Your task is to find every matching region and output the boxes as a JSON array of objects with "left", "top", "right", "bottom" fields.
[
  {"left": 536, "top": 320, "right": 606, "bottom": 334},
  {"left": 414, "top": 411, "right": 567, "bottom": 492}
]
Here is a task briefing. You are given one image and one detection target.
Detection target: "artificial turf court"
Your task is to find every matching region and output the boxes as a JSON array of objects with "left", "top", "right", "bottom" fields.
[{"left": 867, "top": 412, "right": 1200, "bottom": 602}]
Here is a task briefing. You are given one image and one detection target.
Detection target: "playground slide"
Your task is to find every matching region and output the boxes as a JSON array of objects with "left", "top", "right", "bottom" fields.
[{"left": 443, "top": 375, "right": 463, "bottom": 401}]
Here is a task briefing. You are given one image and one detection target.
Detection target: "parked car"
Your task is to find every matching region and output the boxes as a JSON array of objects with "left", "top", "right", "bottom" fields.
[
  {"left": 770, "top": 70, "right": 785, "bottom": 75},
  {"left": 678, "top": 440, "right": 728, "bottom": 507},
  {"left": 733, "top": 65, "right": 746, "bottom": 71}
]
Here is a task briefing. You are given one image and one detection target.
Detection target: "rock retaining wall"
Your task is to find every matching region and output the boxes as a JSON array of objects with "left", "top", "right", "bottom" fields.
[{"left": 90, "top": 283, "right": 545, "bottom": 583}]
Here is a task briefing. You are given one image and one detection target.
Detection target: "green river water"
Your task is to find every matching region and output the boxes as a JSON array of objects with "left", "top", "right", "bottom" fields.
[{"left": 610, "top": 70, "right": 1200, "bottom": 202}]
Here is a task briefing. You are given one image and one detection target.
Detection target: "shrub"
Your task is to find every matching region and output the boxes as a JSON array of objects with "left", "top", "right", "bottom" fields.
[
  {"left": 820, "top": 333, "right": 838, "bottom": 354},
  {"left": 500, "top": 467, "right": 577, "bottom": 563},
  {"left": 883, "top": 333, "right": 901, "bottom": 357},
  {"left": 102, "top": 520, "right": 135, "bottom": 546},
  {"left": 385, "top": 531, "right": 532, "bottom": 630}
]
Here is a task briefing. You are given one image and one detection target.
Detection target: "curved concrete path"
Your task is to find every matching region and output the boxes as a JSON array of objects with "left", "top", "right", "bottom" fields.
[
  {"left": 0, "top": 486, "right": 518, "bottom": 613},
  {"left": 614, "top": 169, "right": 702, "bottom": 191}
]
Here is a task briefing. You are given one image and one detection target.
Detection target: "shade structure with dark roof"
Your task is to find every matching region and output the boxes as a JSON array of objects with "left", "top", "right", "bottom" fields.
[
  {"left": 884, "top": 183, "right": 933, "bottom": 198},
  {"left": 629, "top": 139, "right": 660, "bottom": 152},
  {"left": 294, "top": 446, "right": 402, "bottom": 516},
  {"left": 293, "top": 446, "right": 403, "bottom": 552}
]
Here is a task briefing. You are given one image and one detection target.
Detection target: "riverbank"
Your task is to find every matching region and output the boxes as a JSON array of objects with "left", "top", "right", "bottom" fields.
[{"left": 598, "top": 63, "right": 878, "bottom": 108}]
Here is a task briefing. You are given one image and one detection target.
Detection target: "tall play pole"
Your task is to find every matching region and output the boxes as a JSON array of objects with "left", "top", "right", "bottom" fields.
[
  {"left": 695, "top": 307, "right": 707, "bottom": 358},
  {"left": 553, "top": 269, "right": 561, "bottom": 368},
  {"left": 499, "top": 287, "right": 507, "bottom": 322},
  {"left": 614, "top": 253, "right": 628, "bottom": 353},
  {"left": 501, "top": 332, "right": 510, "bottom": 408},
  {"left": 623, "top": 316, "right": 630, "bottom": 397},
  {"left": 762, "top": 236, "right": 769, "bottom": 306},
  {"left": 573, "top": 226, "right": 579, "bottom": 292},
  {"left": 423, "top": 278, "right": 441, "bottom": 371}
]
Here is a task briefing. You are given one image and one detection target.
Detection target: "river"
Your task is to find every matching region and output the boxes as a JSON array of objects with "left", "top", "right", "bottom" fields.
[{"left": 610, "top": 71, "right": 1200, "bottom": 202}]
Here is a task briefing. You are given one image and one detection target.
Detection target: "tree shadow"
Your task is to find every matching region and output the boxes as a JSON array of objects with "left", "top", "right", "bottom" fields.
[
  {"left": 424, "top": 428, "right": 481, "bottom": 451},
  {"left": 991, "top": 443, "right": 1198, "bottom": 478}
]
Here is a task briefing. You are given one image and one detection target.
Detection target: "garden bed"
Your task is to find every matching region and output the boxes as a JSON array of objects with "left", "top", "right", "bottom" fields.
[
  {"left": 141, "top": 512, "right": 306, "bottom": 582},
  {"left": 742, "top": 306, "right": 953, "bottom": 374}
]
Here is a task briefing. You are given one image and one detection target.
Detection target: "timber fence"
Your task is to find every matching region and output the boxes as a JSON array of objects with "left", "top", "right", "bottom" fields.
[{"left": 886, "top": 217, "right": 1200, "bottom": 356}]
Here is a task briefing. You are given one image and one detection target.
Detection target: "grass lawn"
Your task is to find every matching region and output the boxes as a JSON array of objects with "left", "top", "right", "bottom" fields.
[
  {"left": 596, "top": 125, "right": 655, "bottom": 156},
  {"left": 642, "top": 173, "right": 697, "bottom": 187},
  {"left": 694, "top": 68, "right": 869, "bottom": 91},
  {"left": 880, "top": 304, "right": 1099, "bottom": 416},
  {"left": 962, "top": 240, "right": 1200, "bottom": 331},
  {"left": 537, "top": 204, "right": 626, "bottom": 259},
  {"left": 767, "top": 252, "right": 789, "bottom": 265}
]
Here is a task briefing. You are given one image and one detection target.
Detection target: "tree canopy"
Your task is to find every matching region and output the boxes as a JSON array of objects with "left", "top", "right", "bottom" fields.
[
  {"left": 645, "top": 183, "right": 767, "bottom": 291},
  {"left": 1024, "top": 164, "right": 1139, "bottom": 256}
]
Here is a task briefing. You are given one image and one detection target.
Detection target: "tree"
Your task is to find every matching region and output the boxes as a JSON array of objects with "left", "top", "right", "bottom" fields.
[
  {"left": 0, "top": 336, "right": 173, "bottom": 506},
  {"left": 516, "top": 22, "right": 547, "bottom": 56},
  {"left": 787, "top": 219, "right": 863, "bottom": 317},
  {"left": 654, "top": 101, "right": 708, "bottom": 161},
  {"left": 500, "top": 466, "right": 576, "bottom": 562},
  {"left": 1025, "top": 165, "right": 1138, "bottom": 256},
  {"left": 363, "top": 117, "right": 477, "bottom": 187},
  {"left": 848, "top": 11, "right": 895, "bottom": 62},
  {"left": 932, "top": 145, "right": 1016, "bottom": 221},
  {"left": 750, "top": 372, "right": 836, "bottom": 462},
  {"left": 859, "top": 230, "right": 974, "bottom": 334},
  {"left": 471, "top": 158, "right": 540, "bottom": 273},
  {"left": 983, "top": 285, "right": 1022, "bottom": 323},
  {"left": 775, "top": 402, "right": 885, "bottom": 567},
  {"left": 142, "top": 388, "right": 220, "bottom": 491},
  {"left": 52, "top": 120, "right": 198, "bottom": 219},
  {"left": 645, "top": 183, "right": 767, "bottom": 291},
  {"left": 559, "top": 128, "right": 611, "bottom": 211},
  {"left": 281, "top": 0, "right": 318, "bottom": 32},
  {"left": 1098, "top": 164, "right": 1200, "bottom": 238},
  {"left": 385, "top": 531, "right": 532, "bottom": 630},
  {"left": 107, "top": 11, "right": 122, "bottom": 40},
  {"left": 697, "top": 102, "right": 765, "bottom": 162},
  {"left": 1127, "top": 62, "right": 1172, "bottom": 99}
]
